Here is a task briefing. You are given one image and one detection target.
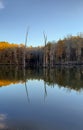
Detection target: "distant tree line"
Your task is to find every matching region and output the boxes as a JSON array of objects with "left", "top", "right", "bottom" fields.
[
  {"left": 0, "top": 35, "right": 83, "bottom": 67},
  {"left": 44, "top": 35, "right": 83, "bottom": 67}
]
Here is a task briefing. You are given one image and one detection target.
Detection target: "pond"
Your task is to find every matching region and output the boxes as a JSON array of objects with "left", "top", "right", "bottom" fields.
[{"left": 0, "top": 66, "right": 83, "bottom": 130}]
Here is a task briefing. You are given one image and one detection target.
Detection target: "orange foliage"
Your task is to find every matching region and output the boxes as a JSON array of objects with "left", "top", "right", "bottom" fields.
[
  {"left": 0, "top": 80, "right": 23, "bottom": 87},
  {"left": 0, "top": 42, "right": 19, "bottom": 50}
]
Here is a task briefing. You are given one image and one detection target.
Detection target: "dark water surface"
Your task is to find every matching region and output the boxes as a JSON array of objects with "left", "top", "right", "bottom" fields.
[{"left": 0, "top": 66, "right": 83, "bottom": 130}]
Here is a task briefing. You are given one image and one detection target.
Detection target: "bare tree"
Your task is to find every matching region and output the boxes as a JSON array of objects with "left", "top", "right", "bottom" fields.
[
  {"left": 43, "top": 32, "right": 47, "bottom": 67},
  {"left": 23, "top": 27, "right": 29, "bottom": 68}
]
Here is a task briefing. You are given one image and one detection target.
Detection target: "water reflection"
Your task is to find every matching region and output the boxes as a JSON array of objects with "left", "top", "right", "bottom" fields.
[
  {"left": 0, "top": 66, "right": 83, "bottom": 130},
  {"left": 0, "top": 114, "right": 7, "bottom": 129},
  {"left": 0, "top": 65, "right": 83, "bottom": 91}
]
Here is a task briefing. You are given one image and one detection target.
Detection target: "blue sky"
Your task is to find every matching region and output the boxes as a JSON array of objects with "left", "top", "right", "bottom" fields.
[{"left": 0, "top": 0, "right": 83, "bottom": 46}]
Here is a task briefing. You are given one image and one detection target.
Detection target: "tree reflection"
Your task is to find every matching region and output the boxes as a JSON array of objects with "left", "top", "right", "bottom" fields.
[{"left": 0, "top": 65, "right": 83, "bottom": 92}]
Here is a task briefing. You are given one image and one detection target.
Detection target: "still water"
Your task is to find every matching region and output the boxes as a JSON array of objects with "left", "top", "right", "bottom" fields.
[{"left": 0, "top": 66, "right": 83, "bottom": 130}]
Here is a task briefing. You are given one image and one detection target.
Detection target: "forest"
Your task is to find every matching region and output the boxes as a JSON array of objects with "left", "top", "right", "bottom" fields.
[{"left": 0, "top": 35, "right": 83, "bottom": 67}]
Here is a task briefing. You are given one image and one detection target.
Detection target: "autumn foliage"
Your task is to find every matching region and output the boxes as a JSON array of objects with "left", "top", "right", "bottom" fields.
[{"left": 0, "top": 35, "right": 83, "bottom": 66}]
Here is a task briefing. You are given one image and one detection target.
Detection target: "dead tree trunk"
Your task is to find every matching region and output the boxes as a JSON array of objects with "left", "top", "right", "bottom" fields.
[
  {"left": 23, "top": 27, "right": 29, "bottom": 68},
  {"left": 43, "top": 32, "right": 47, "bottom": 67}
]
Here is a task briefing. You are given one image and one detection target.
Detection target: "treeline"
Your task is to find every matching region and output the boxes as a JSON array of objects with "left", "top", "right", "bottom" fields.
[
  {"left": 0, "top": 42, "right": 25, "bottom": 65},
  {"left": 44, "top": 35, "right": 83, "bottom": 67},
  {"left": 0, "top": 41, "right": 43, "bottom": 66},
  {"left": 0, "top": 35, "right": 83, "bottom": 67}
]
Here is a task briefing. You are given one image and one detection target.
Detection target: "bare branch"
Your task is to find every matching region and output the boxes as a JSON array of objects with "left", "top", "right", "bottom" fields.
[
  {"left": 25, "top": 26, "right": 30, "bottom": 47},
  {"left": 43, "top": 31, "right": 47, "bottom": 47}
]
